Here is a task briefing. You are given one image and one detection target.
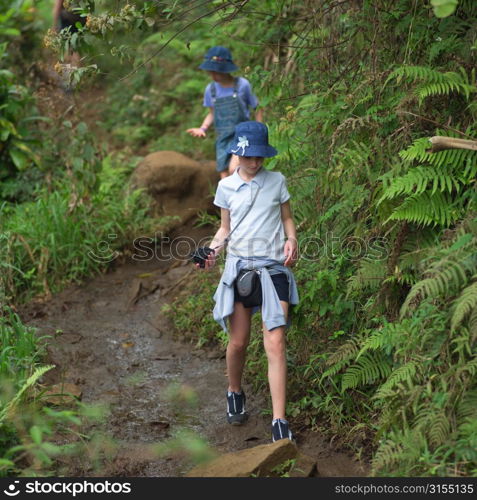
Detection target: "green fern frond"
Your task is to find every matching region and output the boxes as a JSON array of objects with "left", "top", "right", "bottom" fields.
[
  {"left": 371, "top": 438, "right": 403, "bottom": 474},
  {"left": 341, "top": 352, "right": 392, "bottom": 391},
  {"left": 455, "top": 357, "right": 477, "bottom": 379},
  {"left": 388, "top": 65, "right": 445, "bottom": 84},
  {"left": 401, "top": 248, "right": 477, "bottom": 316},
  {"left": 428, "top": 148, "right": 475, "bottom": 170},
  {"left": 0, "top": 364, "right": 55, "bottom": 424},
  {"left": 401, "top": 265, "right": 466, "bottom": 316},
  {"left": 469, "top": 307, "right": 477, "bottom": 337},
  {"left": 374, "top": 362, "right": 418, "bottom": 400},
  {"left": 321, "top": 339, "right": 360, "bottom": 381},
  {"left": 427, "top": 412, "right": 451, "bottom": 448},
  {"left": 451, "top": 279, "right": 477, "bottom": 332},
  {"left": 399, "top": 137, "right": 477, "bottom": 171},
  {"left": 325, "top": 339, "right": 360, "bottom": 367},
  {"left": 457, "top": 390, "right": 477, "bottom": 420},
  {"left": 415, "top": 79, "right": 475, "bottom": 104},
  {"left": 387, "top": 65, "right": 477, "bottom": 104},
  {"left": 378, "top": 166, "right": 463, "bottom": 204},
  {"left": 399, "top": 138, "right": 431, "bottom": 163},
  {"left": 356, "top": 321, "right": 408, "bottom": 358},
  {"left": 413, "top": 400, "right": 452, "bottom": 448},
  {"left": 386, "top": 191, "right": 457, "bottom": 227},
  {"left": 428, "top": 36, "right": 463, "bottom": 63},
  {"left": 347, "top": 259, "right": 387, "bottom": 295}
]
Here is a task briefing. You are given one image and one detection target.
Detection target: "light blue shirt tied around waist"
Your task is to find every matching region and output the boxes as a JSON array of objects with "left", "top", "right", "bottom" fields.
[{"left": 213, "top": 255, "right": 299, "bottom": 332}]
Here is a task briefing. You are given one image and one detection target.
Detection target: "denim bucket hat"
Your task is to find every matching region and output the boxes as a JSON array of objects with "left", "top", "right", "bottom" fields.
[
  {"left": 227, "top": 121, "right": 278, "bottom": 158},
  {"left": 199, "top": 46, "right": 238, "bottom": 73}
]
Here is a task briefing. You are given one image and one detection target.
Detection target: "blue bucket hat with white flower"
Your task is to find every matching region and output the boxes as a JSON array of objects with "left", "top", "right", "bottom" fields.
[
  {"left": 199, "top": 46, "right": 238, "bottom": 73},
  {"left": 227, "top": 121, "right": 278, "bottom": 158}
]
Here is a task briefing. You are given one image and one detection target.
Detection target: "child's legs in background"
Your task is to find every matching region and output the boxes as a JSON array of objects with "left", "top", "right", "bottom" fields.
[
  {"left": 227, "top": 302, "right": 253, "bottom": 392},
  {"left": 262, "top": 301, "right": 289, "bottom": 420}
]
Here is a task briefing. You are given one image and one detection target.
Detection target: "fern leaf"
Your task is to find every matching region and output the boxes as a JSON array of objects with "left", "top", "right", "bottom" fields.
[
  {"left": 401, "top": 255, "right": 475, "bottom": 316},
  {"left": 451, "top": 279, "right": 477, "bottom": 332},
  {"left": 386, "top": 191, "right": 457, "bottom": 227},
  {"left": 321, "top": 339, "right": 360, "bottom": 381},
  {"left": 341, "top": 352, "right": 392, "bottom": 391},
  {"left": 0, "top": 365, "right": 55, "bottom": 424},
  {"left": 388, "top": 65, "right": 477, "bottom": 104},
  {"left": 347, "top": 259, "right": 387, "bottom": 295},
  {"left": 374, "top": 362, "right": 418, "bottom": 400},
  {"left": 428, "top": 412, "right": 451, "bottom": 448},
  {"left": 457, "top": 390, "right": 477, "bottom": 420}
]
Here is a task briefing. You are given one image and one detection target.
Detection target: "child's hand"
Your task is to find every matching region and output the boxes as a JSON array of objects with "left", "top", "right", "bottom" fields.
[
  {"left": 195, "top": 250, "right": 216, "bottom": 270},
  {"left": 284, "top": 238, "right": 298, "bottom": 267},
  {"left": 186, "top": 127, "right": 207, "bottom": 138}
]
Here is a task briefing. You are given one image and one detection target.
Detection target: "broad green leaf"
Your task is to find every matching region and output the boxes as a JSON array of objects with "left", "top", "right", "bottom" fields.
[
  {"left": 449, "top": 233, "right": 473, "bottom": 251},
  {"left": 30, "top": 425, "right": 42, "bottom": 444},
  {"left": 0, "top": 28, "right": 21, "bottom": 36},
  {"left": 0, "top": 118, "right": 17, "bottom": 140},
  {"left": 431, "top": 0, "right": 458, "bottom": 18},
  {"left": 9, "top": 148, "right": 30, "bottom": 169}
]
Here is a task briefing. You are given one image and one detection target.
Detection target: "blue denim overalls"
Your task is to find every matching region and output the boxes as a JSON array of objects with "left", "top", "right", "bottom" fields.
[{"left": 211, "top": 79, "right": 248, "bottom": 172}]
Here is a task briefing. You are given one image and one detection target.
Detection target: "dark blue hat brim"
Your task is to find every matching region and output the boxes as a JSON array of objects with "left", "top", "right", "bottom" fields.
[
  {"left": 199, "top": 61, "right": 238, "bottom": 73},
  {"left": 226, "top": 144, "right": 278, "bottom": 158}
]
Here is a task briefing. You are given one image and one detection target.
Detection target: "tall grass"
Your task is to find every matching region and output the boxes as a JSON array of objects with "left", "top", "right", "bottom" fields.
[
  {"left": 0, "top": 154, "right": 156, "bottom": 302},
  {"left": 0, "top": 307, "right": 46, "bottom": 386}
]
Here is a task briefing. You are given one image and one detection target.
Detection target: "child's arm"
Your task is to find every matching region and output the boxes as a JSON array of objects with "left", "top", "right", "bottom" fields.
[
  {"left": 52, "top": 0, "right": 63, "bottom": 30},
  {"left": 254, "top": 107, "right": 264, "bottom": 122},
  {"left": 186, "top": 109, "right": 214, "bottom": 138},
  {"left": 281, "top": 201, "right": 298, "bottom": 267},
  {"left": 199, "top": 208, "right": 230, "bottom": 270}
]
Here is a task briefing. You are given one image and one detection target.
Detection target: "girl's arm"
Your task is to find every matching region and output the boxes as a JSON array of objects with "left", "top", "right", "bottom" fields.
[
  {"left": 281, "top": 201, "right": 298, "bottom": 267},
  {"left": 52, "top": 0, "right": 63, "bottom": 30},
  {"left": 186, "top": 109, "right": 214, "bottom": 138},
  {"left": 254, "top": 107, "right": 264, "bottom": 122},
  {"left": 200, "top": 208, "right": 230, "bottom": 269}
]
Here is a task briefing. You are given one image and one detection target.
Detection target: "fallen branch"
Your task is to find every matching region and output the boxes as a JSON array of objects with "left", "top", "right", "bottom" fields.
[{"left": 427, "top": 136, "right": 477, "bottom": 153}]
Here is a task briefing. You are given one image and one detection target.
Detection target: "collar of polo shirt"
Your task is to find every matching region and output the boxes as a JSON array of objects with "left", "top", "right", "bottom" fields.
[{"left": 229, "top": 167, "right": 267, "bottom": 191}]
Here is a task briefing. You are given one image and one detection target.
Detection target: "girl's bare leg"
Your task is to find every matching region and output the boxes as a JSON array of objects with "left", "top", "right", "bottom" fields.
[
  {"left": 227, "top": 302, "right": 252, "bottom": 392},
  {"left": 262, "top": 301, "right": 289, "bottom": 420}
]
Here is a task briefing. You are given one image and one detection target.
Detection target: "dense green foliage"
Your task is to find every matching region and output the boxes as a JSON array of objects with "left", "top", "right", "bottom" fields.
[
  {"left": 119, "top": 0, "right": 476, "bottom": 476},
  {"left": 1, "top": 0, "right": 476, "bottom": 477},
  {"left": 0, "top": 0, "right": 156, "bottom": 473}
]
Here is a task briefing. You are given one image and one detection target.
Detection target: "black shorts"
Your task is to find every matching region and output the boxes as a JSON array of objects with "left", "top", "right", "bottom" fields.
[{"left": 234, "top": 272, "right": 289, "bottom": 305}]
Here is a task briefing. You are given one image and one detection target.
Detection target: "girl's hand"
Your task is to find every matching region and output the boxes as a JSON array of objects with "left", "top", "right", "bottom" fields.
[
  {"left": 195, "top": 250, "right": 216, "bottom": 270},
  {"left": 186, "top": 127, "right": 207, "bottom": 138},
  {"left": 284, "top": 238, "right": 298, "bottom": 267}
]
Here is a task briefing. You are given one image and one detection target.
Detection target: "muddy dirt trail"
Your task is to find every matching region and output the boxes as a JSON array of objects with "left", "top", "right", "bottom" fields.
[
  {"left": 19, "top": 219, "right": 368, "bottom": 477},
  {"left": 20, "top": 74, "right": 369, "bottom": 477}
]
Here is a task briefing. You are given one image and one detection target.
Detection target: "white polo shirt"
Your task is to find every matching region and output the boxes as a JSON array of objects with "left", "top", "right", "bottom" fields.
[{"left": 213, "top": 167, "right": 290, "bottom": 261}]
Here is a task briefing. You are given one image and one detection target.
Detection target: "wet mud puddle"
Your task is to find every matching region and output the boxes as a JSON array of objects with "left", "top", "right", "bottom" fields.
[{"left": 20, "top": 225, "right": 367, "bottom": 477}]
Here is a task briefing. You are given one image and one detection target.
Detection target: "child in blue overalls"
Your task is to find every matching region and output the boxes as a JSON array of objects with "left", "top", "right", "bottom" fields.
[{"left": 186, "top": 46, "right": 263, "bottom": 179}]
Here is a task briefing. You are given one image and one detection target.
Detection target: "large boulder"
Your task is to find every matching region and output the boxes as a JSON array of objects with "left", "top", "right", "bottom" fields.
[
  {"left": 185, "top": 440, "right": 317, "bottom": 477},
  {"left": 132, "top": 151, "right": 219, "bottom": 232}
]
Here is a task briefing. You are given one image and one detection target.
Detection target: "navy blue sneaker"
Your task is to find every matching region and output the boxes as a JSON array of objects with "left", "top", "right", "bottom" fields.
[
  {"left": 226, "top": 390, "right": 248, "bottom": 425},
  {"left": 271, "top": 418, "right": 294, "bottom": 442}
]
